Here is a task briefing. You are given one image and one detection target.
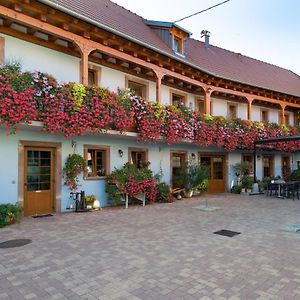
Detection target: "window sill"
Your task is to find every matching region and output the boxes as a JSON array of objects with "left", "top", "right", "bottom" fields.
[
  {"left": 174, "top": 51, "right": 186, "bottom": 58},
  {"left": 84, "top": 176, "right": 107, "bottom": 181}
]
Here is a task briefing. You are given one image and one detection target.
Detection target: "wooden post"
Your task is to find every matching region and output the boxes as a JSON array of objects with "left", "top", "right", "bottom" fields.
[
  {"left": 247, "top": 97, "right": 253, "bottom": 121},
  {"left": 153, "top": 69, "right": 165, "bottom": 103},
  {"left": 280, "top": 105, "right": 286, "bottom": 125},
  {"left": 75, "top": 41, "right": 96, "bottom": 85},
  {"left": 205, "top": 87, "right": 212, "bottom": 115}
]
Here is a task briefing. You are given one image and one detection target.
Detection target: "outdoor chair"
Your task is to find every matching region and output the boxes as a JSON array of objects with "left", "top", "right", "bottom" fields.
[
  {"left": 282, "top": 181, "right": 300, "bottom": 200},
  {"left": 266, "top": 183, "right": 278, "bottom": 196}
]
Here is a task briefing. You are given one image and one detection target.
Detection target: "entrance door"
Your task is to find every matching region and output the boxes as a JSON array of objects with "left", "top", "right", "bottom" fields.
[
  {"left": 24, "top": 147, "right": 54, "bottom": 216},
  {"left": 282, "top": 156, "right": 291, "bottom": 179},
  {"left": 200, "top": 155, "right": 225, "bottom": 193},
  {"left": 171, "top": 152, "right": 187, "bottom": 188}
]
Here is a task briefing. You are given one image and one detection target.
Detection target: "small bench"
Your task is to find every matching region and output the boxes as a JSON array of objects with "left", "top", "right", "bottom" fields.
[
  {"left": 171, "top": 187, "right": 184, "bottom": 196},
  {"left": 124, "top": 192, "right": 145, "bottom": 209}
]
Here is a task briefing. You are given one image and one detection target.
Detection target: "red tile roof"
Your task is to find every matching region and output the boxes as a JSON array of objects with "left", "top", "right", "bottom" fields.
[{"left": 42, "top": 0, "right": 300, "bottom": 97}]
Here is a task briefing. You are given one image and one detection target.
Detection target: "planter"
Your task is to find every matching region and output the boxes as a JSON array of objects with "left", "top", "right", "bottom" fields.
[
  {"left": 93, "top": 199, "right": 101, "bottom": 210},
  {"left": 184, "top": 190, "right": 193, "bottom": 198}
]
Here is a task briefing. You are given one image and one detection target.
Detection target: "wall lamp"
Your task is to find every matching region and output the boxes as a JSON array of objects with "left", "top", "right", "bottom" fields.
[
  {"left": 191, "top": 153, "right": 196, "bottom": 159},
  {"left": 118, "top": 149, "right": 124, "bottom": 157}
]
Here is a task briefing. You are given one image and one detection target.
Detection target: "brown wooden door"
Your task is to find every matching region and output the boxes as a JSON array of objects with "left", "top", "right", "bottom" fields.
[
  {"left": 200, "top": 155, "right": 225, "bottom": 193},
  {"left": 171, "top": 152, "right": 187, "bottom": 188},
  {"left": 24, "top": 147, "right": 54, "bottom": 216}
]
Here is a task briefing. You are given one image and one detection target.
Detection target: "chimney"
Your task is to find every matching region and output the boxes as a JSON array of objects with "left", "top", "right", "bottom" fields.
[{"left": 201, "top": 30, "right": 210, "bottom": 48}]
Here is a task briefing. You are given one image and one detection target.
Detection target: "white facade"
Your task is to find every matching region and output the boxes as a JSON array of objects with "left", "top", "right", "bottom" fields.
[{"left": 0, "top": 32, "right": 296, "bottom": 211}]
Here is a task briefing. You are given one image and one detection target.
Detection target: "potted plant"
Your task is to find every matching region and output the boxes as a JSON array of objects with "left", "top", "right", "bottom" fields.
[
  {"left": 85, "top": 194, "right": 96, "bottom": 209},
  {"left": 241, "top": 176, "right": 253, "bottom": 193},
  {"left": 182, "top": 162, "right": 209, "bottom": 197},
  {"left": 63, "top": 154, "right": 87, "bottom": 191}
]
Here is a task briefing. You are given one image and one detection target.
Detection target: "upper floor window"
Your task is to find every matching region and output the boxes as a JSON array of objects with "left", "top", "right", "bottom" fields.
[
  {"left": 227, "top": 103, "right": 238, "bottom": 120},
  {"left": 126, "top": 77, "right": 148, "bottom": 98},
  {"left": 173, "top": 36, "right": 183, "bottom": 54},
  {"left": 84, "top": 145, "right": 110, "bottom": 179},
  {"left": 285, "top": 113, "right": 290, "bottom": 126},
  {"left": 171, "top": 91, "right": 187, "bottom": 107},
  {"left": 87, "top": 65, "right": 100, "bottom": 86},
  {"left": 196, "top": 97, "right": 205, "bottom": 115},
  {"left": 261, "top": 110, "right": 269, "bottom": 123},
  {"left": 129, "top": 148, "right": 148, "bottom": 169},
  {"left": 0, "top": 37, "right": 4, "bottom": 65},
  {"left": 88, "top": 69, "right": 97, "bottom": 86}
]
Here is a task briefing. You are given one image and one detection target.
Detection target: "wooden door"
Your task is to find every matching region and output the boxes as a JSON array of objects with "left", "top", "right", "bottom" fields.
[
  {"left": 282, "top": 156, "right": 291, "bottom": 179},
  {"left": 171, "top": 152, "right": 187, "bottom": 188},
  {"left": 200, "top": 155, "right": 225, "bottom": 193},
  {"left": 24, "top": 147, "right": 54, "bottom": 216}
]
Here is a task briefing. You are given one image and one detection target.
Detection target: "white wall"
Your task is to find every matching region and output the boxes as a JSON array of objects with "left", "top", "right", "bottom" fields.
[
  {"left": 211, "top": 98, "right": 227, "bottom": 117},
  {"left": 2, "top": 34, "right": 80, "bottom": 83},
  {"left": 227, "top": 152, "right": 242, "bottom": 190},
  {"left": 252, "top": 105, "right": 280, "bottom": 123}
]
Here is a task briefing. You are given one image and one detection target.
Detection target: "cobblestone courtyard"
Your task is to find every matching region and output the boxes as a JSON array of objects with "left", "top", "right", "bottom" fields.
[{"left": 1, "top": 194, "right": 300, "bottom": 300}]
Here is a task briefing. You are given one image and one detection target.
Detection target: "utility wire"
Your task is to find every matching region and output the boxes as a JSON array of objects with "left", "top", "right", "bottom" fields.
[{"left": 174, "top": 0, "right": 230, "bottom": 23}]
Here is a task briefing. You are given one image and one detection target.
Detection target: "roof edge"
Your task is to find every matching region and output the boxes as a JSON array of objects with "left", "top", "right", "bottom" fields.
[
  {"left": 144, "top": 19, "right": 192, "bottom": 36},
  {"left": 36, "top": 0, "right": 300, "bottom": 98}
]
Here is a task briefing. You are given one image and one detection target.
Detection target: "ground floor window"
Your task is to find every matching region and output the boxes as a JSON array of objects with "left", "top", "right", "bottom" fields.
[
  {"left": 84, "top": 145, "right": 110, "bottom": 179},
  {"left": 128, "top": 148, "right": 148, "bottom": 169},
  {"left": 171, "top": 151, "right": 187, "bottom": 188},
  {"left": 262, "top": 155, "right": 274, "bottom": 178}
]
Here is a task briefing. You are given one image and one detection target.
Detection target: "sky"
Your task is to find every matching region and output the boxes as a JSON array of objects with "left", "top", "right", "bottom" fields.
[{"left": 112, "top": 0, "right": 300, "bottom": 76}]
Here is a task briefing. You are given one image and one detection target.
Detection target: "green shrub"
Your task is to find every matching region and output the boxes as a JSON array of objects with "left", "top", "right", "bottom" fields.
[
  {"left": 0, "top": 203, "right": 23, "bottom": 228},
  {"left": 156, "top": 182, "right": 173, "bottom": 203},
  {"left": 289, "top": 169, "right": 300, "bottom": 181},
  {"left": 231, "top": 185, "right": 242, "bottom": 194},
  {"left": 241, "top": 176, "right": 253, "bottom": 189}
]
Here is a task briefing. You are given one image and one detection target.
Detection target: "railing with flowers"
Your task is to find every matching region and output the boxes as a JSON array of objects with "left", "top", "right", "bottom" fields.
[{"left": 0, "top": 63, "right": 300, "bottom": 151}]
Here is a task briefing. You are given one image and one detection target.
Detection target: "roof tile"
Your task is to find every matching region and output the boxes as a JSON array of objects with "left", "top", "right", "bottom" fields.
[{"left": 44, "top": 0, "right": 300, "bottom": 97}]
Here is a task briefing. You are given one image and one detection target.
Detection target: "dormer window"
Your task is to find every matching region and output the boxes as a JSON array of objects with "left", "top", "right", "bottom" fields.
[
  {"left": 144, "top": 20, "right": 190, "bottom": 58},
  {"left": 173, "top": 36, "right": 183, "bottom": 54}
]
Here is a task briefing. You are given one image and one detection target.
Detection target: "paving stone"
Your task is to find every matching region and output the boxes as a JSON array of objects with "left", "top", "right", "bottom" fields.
[{"left": 1, "top": 194, "right": 300, "bottom": 299}]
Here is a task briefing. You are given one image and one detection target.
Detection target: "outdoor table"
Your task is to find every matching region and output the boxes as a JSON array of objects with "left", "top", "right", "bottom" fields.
[{"left": 273, "top": 179, "right": 286, "bottom": 198}]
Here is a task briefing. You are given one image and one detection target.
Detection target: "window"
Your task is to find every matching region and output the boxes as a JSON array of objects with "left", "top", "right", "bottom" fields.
[
  {"left": 88, "top": 69, "right": 97, "bottom": 86},
  {"left": 87, "top": 65, "right": 100, "bottom": 86},
  {"left": 0, "top": 37, "right": 4, "bottom": 65},
  {"left": 262, "top": 156, "right": 274, "bottom": 178},
  {"left": 294, "top": 112, "right": 300, "bottom": 126},
  {"left": 171, "top": 92, "right": 186, "bottom": 107},
  {"left": 173, "top": 36, "right": 183, "bottom": 54},
  {"left": 84, "top": 145, "right": 110, "bottom": 179},
  {"left": 126, "top": 77, "right": 148, "bottom": 98},
  {"left": 285, "top": 113, "right": 290, "bottom": 126},
  {"left": 227, "top": 103, "right": 237, "bottom": 120},
  {"left": 196, "top": 97, "right": 205, "bottom": 114},
  {"left": 242, "top": 154, "right": 254, "bottom": 175},
  {"left": 261, "top": 110, "right": 269, "bottom": 122},
  {"left": 129, "top": 148, "right": 148, "bottom": 169}
]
